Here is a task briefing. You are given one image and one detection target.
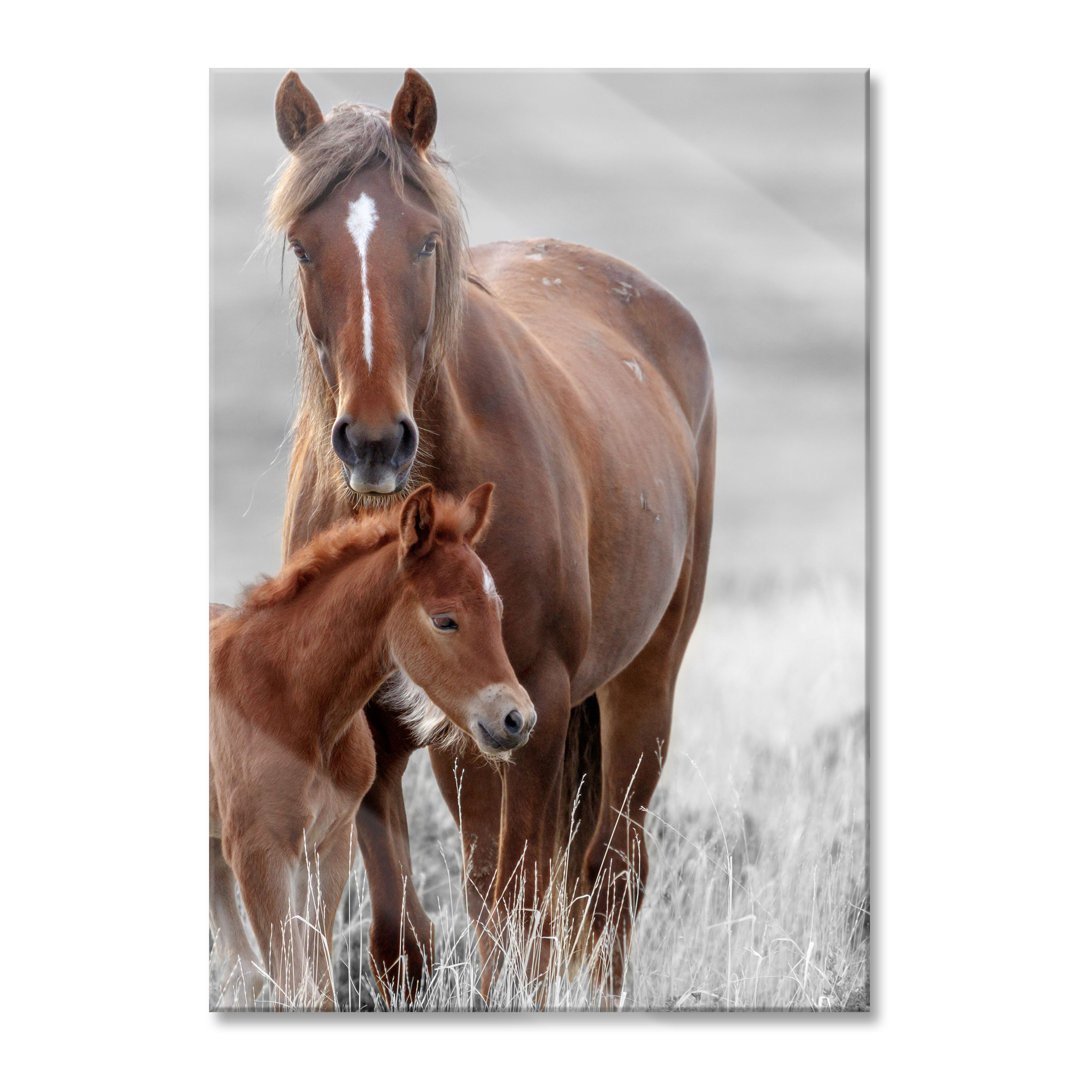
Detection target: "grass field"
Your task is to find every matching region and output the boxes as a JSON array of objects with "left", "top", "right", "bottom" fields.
[{"left": 210, "top": 572, "right": 867, "bottom": 1012}]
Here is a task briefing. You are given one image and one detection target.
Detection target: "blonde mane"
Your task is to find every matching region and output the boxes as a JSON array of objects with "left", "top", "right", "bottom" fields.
[{"left": 268, "top": 101, "right": 467, "bottom": 521}]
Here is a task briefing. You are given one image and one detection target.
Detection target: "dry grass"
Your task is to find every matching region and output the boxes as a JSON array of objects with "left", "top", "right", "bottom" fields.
[{"left": 210, "top": 575, "right": 867, "bottom": 1012}]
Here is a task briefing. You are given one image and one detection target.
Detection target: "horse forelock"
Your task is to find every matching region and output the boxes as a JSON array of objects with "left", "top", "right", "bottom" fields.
[
  {"left": 268, "top": 101, "right": 465, "bottom": 372},
  {"left": 270, "top": 101, "right": 466, "bottom": 531}
]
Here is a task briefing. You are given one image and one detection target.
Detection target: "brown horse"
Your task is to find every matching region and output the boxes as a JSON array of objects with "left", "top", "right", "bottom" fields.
[
  {"left": 209, "top": 483, "right": 534, "bottom": 1009},
  {"left": 270, "top": 69, "right": 716, "bottom": 998}
]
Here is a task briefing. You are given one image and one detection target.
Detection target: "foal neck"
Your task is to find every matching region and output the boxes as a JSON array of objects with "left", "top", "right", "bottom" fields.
[{"left": 219, "top": 525, "right": 404, "bottom": 753}]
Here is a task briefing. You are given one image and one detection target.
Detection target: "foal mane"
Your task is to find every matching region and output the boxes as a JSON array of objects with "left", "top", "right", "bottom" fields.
[
  {"left": 243, "top": 489, "right": 481, "bottom": 612},
  {"left": 242, "top": 513, "right": 397, "bottom": 611},
  {"left": 268, "top": 100, "right": 468, "bottom": 523}
]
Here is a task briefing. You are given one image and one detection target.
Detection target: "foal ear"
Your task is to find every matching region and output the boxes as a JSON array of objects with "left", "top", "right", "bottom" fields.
[
  {"left": 460, "top": 483, "right": 495, "bottom": 547},
  {"left": 275, "top": 71, "right": 324, "bottom": 152},
  {"left": 400, "top": 483, "right": 437, "bottom": 560},
  {"left": 390, "top": 69, "right": 438, "bottom": 154}
]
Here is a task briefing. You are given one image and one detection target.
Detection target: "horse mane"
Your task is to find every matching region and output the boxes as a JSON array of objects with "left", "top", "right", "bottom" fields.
[
  {"left": 267, "top": 101, "right": 467, "bottom": 520},
  {"left": 242, "top": 513, "right": 397, "bottom": 611},
  {"left": 243, "top": 489, "right": 482, "bottom": 611}
]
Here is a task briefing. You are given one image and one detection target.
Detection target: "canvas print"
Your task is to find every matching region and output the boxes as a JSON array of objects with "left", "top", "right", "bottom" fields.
[{"left": 209, "top": 69, "right": 867, "bottom": 1011}]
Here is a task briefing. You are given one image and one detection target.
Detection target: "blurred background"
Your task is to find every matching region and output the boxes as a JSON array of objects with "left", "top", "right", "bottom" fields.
[
  {"left": 210, "top": 68, "right": 865, "bottom": 746},
  {"left": 210, "top": 69, "right": 866, "bottom": 1007}
]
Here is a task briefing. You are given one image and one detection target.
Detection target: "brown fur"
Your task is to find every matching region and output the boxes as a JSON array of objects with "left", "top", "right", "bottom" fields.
[
  {"left": 271, "top": 96, "right": 466, "bottom": 530},
  {"left": 209, "top": 485, "right": 533, "bottom": 1009},
  {"left": 268, "top": 71, "right": 716, "bottom": 1002}
]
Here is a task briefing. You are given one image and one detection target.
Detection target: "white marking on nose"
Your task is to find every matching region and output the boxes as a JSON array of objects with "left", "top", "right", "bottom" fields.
[{"left": 346, "top": 193, "right": 379, "bottom": 369}]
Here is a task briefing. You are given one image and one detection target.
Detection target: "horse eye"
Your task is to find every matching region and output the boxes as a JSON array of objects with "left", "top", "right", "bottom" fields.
[
  {"left": 431, "top": 614, "right": 458, "bottom": 632},
  {"left": 419, "top": 237, "right": 437, "bottom": 258},
  {"left": 290, "top": 241, "right": 311, "bottom": 264}
]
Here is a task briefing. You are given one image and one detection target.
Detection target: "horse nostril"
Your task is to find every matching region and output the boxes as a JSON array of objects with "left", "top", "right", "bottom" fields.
[
  {"left": 331, "top": 415, "right": 357, "bottom": 464},
  {"left": 391, "top": 416, "right": 418, "bottom": 468},
  {"left": 504, "top": 709, "right": 523, "bottom": 736}
]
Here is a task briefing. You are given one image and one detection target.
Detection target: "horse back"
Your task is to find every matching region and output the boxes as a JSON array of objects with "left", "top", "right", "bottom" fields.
[{"left": 469, "top": 239, "right": 713, "bottom": 440}]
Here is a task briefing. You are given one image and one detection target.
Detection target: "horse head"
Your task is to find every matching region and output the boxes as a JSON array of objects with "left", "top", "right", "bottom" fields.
[
  {"left": 273, "top": 70, "right": 459, "bottom": 500},
  {"left": 389, "top": 483, "right": 536, "bottom": 756}
]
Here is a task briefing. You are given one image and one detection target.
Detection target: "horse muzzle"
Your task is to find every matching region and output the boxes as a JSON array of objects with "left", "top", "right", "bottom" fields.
[
  {"left": 469, "top": 687, "right": 538, "bottom": 755},
  {"left": 332, "top": 413, "right": 418, "bottom": 495}
]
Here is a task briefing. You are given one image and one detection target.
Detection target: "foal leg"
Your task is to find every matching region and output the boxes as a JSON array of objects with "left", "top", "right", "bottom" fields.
[
  {"left": 308, "top": 822, "right": 358, "bottom": 1011},
  {"left": 209, "top": 838, "right": 264, "bottom": 1009},
  {"left": 229, "top": 832, "right": 305, "bottom": 1009}
]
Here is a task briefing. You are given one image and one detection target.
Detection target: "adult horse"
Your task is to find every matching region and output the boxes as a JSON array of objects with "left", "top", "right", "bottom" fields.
[{"left": 270, "top": 69, "right": 715, "bottom": 999}]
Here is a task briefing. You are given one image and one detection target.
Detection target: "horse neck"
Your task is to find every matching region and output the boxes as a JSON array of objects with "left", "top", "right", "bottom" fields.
[
  {"left": 412, "top": 347, "right": 470, "bottom": 487},
  {"left": 290, "top": 540, "right": 402, "bottom": 715},
  {"left": 227, "top": 541, "right": 402, "bottom": 744}
]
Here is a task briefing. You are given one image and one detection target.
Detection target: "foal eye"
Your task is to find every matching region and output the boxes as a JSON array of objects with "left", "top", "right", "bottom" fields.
[
  {"left": 431, "top": 614, "right": 458, "bottom": 632},
  {"left": 419, "top": 237, "right": 438, "bottom": 258},
  {"left": 290, "top": 241, "right": 311, "bottom": 264}
]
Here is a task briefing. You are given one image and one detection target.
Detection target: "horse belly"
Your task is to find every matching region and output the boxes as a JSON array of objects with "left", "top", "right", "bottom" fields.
[
  {"left": 471, "top": 248, "right": 704, "bottom": 694},
  {"left": 580, "top": 479, "right": 693, "bottom": 693},
  {"left": 564, "top": 376, "right": 697, "bottom": 695}
]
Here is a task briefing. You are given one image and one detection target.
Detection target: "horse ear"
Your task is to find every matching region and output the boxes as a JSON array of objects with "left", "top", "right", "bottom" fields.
[
  {"left": 400, "top": 484, "right": 437, "bottom": 560},
  {"left": 276, "top": 71, "right": 324, "bottom": 152},
  {"left": 460, "top": 483, "right": 495, "bottom": 547},
  {"left": 390, "top": 69, "right": 437, "bottom": 154}
]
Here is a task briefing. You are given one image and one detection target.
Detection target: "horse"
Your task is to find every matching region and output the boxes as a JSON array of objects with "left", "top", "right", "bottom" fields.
[
  {"left": 209, "top": 483, "right": 534, "bottom": 1009},
  {"left": 269, "top": 69, "right": 716, "bottom": 1000}
]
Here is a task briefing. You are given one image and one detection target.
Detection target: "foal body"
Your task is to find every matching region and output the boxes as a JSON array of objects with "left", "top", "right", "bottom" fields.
[{"left": 209, "top": 484, "right": 533, "bottom": 1009}]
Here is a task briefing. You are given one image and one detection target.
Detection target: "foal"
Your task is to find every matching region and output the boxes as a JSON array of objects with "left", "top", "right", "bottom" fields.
[{"left": 209, "top": 483, "right": 535, "bottom": 1009}]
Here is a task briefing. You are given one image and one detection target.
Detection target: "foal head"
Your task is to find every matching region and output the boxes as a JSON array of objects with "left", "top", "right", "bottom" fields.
[
  {"left": 390, "top": 483, "right": 536, "bottom": 757},
  {"left": 271, "top": 70, "right": 463, "bottom": 501}
]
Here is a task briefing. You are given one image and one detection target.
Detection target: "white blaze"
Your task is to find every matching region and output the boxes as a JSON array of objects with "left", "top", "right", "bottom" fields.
[{"left": 346, "top": 193, "right": 379, "bottom": 368}]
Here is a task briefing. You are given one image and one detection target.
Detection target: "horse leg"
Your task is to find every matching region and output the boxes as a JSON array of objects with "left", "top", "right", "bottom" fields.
[
  {"left": 584, "top": 645, "right": 675, "bottom": 1000},
  {"left": 307, "top": 823, "right": 357, "bottom": 1011},
  {"left": 429, "top": 662, "right": 572, "bottom": 999},
  {"left": 229, "top": 830, "right": 305, "bottom": 1009},
  {"left": 353, "top": 706, "right": 433, "bottom": 1003},
  {"left": 582, "top": 496, "right": 713, "bottom": 1001},
  {"left": 209, "top": 837, "right": 264, "bottom": 1009},
  {"left": 426, "top": 745, "right": 501, "bottom": 986}
]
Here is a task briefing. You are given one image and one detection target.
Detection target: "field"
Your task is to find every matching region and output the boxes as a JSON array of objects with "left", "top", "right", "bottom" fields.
[
  {"left": 210, "top": 572, "right": 866, "bottom": 1011},
  {"left": 210, "top": 70, "right": 866, "bottom": 1012}
]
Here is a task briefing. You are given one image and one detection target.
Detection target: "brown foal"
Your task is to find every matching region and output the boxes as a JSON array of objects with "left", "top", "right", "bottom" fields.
[{"left": 209, "top": 483, "right": 534, "bottom": 1009}]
